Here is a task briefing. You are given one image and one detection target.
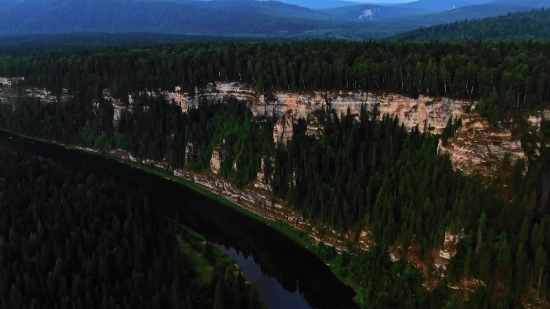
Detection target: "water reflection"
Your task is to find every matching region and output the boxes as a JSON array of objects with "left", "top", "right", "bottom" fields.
[
  {"left": 0, "top": 130, "right": 360, "bottom": 309},
  {"left": 217, "top": 245, "right": 313, "bottom": 309}
]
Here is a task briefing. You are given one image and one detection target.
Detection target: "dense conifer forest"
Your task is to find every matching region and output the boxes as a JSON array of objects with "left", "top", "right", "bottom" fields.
[
  {"left": 392, "top": 8, "right": 550, "bottom": 42},
  {"left": 0, "top": 148, "right": 264, "bottom": 309},
  {"left": 1, "top": 39, "right": 550, "bottom": 307},
  {"left": 1, "top": 39, "right": 550, "bottom": 120}
]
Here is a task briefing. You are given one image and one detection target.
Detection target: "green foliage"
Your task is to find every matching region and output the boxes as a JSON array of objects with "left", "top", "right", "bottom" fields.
[
  {"left": 0, "top": 148, "right": 264, "bottom": 309},
  {"left": 0, "top": 0, "right": 400, "bottom": 40},
  {"left": 2, "top": 39, "right": 550, "bottom": 119},
  {"left": 2, "top": 39, "right": 550, "bottom": 308},
  {"left": 392, "top": 8, "right": 550, "bottom": 41}
]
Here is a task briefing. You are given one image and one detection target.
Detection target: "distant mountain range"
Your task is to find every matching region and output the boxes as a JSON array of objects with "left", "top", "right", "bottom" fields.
[
  {"left": 278, "top": 0, "right": 361, "bottom": 10},
  {"left": 390, "top": 7, "right": 550, "bottom": 41},
  {"left": 0, "top": 0, "right": 545, "bottom": 40}
]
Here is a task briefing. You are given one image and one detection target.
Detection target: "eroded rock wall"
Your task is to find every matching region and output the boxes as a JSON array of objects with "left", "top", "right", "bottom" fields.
[
  {"left": 438, "top": 115, "right": 526, "bottom": 177},
  {"left": 161, "top": 82, "right": 474, "bottom": 144},
  {"left": 273, "top": 113, "right": 294, "bottom": 145},
  {"left": 0, "top": 77, "right": 23, "bottom": 86},
  {"left": 0, "top": 82, "right": 69, "bottom": 104},
  {"left": 1, "top": 79, "right": 474, "bottom": 145}
]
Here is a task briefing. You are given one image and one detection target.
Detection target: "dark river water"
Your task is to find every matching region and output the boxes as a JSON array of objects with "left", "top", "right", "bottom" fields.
[{"left": 0, "top": 130, "right": 360, "bottom": 309}]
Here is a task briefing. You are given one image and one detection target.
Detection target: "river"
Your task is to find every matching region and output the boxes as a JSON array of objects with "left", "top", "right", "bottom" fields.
[{"left": 0, "top": 130, "right": 360, "bottom": 309}]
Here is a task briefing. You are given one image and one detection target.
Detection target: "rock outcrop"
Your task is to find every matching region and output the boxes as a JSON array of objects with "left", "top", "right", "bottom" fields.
[
  {"left": 159, "top": 82, "right": 474, "bottom": 143},
  {"left": 438, "top": 115, "right": 526, "bottom": 177},
  {"left": 0, "top": 77, "right": 23, "bottom": 86},
  {"left": 524, "top": 110, "right": 550, "bottom": 132},
  {"left": 210, "top": 145, "right": 223, "bottom": 174},
  {"left": 185, "top": 83, "right": 471, "bottom": 130},
  {"left": 2, "top": 80, "right": 474, "bottom": 146},
  {"left": 273, "top": 112, "right": 294, "bottom": 145},
  {"left": 0, "top": 81, "right": 69, "bottom": 105}
]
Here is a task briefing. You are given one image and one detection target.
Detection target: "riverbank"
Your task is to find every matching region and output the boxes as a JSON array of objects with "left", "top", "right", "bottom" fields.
[
  {"left": 1, "top": 129, "right": 368, "bottom": 308},
  {"left": 176, "top": 224, "right": 265, "bottom": 309},
  {"left": 114, "top": 158, "right": 371, "bottom": 308}
]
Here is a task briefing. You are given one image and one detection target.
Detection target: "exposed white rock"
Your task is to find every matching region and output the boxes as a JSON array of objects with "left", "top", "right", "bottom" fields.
[
  {"left": 159, "top": 82, "right": 474, "bottom": 144},
  {"left": 273, "top": 113, "right": 294, "bottom": 144},
  {"left": 0, "top": 77, "right": 72, "bottom": 104},
  {"left": 5, "top": 80, "right": 473, "bottom": 145},
  {"left": 0, "top": 77, "right": 24, "bottom": 86},
  {"left": 438, "top": 115, "right": 526, "bottom": 176},
  {"left": 210, "top": 145, "right": 223, "bottom": 175},
  {"left": 389, "top": 253, "right": 399, "bottom": 263},
  {"left": 439, "top": 230, "right": 465, "bottom": 260},
  {"left": 133, "top": 83, "right": 472, "bottom": 135},
  {"left": 185, "top": 142, "right": 194, "bottom": 165},
  {"left": 524, "top": 110, "right": 550, "bottom": 131}
]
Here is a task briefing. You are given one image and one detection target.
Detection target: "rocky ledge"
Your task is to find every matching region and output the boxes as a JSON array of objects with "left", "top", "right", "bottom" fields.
[{"left": 438, "top": 115, "right": 526, "bottom": 177}]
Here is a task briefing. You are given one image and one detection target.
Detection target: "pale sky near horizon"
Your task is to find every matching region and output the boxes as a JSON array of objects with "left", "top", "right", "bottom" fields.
[{"left": 350, "top": 0, "right": 411, "bottom": 2}]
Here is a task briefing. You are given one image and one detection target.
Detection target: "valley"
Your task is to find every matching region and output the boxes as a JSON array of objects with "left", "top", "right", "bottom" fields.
[
  {"left": 1, "top": 12, "right": 550, "bottom": 307},
  {"left": 0, "top": 71, "right": 546, "bottom": 307}
]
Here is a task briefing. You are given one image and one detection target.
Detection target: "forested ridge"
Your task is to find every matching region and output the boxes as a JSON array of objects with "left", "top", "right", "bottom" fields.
[
  {"left": 0, "top": 0, "right": 400, "bottom": 40},
  {"left": 0, "top": 148, "right": 264, "bottom": 309},
  {"left": 2, "top": 39, "right": 550, "bottom": 120},
  {"left": 0, "top": 0, "right": 541, "bottom": 40},
  {"left": 392, "top": 8, "right": 550, "bottom": 42},
  {"left": 1, "top": 39, "right": 550, "bottom": 308}
]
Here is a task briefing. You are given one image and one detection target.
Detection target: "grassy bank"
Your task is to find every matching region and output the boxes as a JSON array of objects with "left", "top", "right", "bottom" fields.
[
  {"left": 106, "top": 158, "right": 368, "bottom": 308},
  {"left": 176, "top": 226, "right": 238, "bottom": 284}
]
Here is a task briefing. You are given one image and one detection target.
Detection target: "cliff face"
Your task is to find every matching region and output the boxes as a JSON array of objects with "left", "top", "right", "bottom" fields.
[
  {"left": 0, "top": 77, "right": 23, "bottom": 86},
  {"left": 210, "top": 145, "right": 223, "bottom": 175},
  {"left": 1, "top": 78, "right": 536, "bottom": 178},
  {"left": 162, "top": 82, "right": 474, "bottom": 143},
  {"left": 0, "top": 81, "right": 69, "bottom": 105},
  {"left": 273, "top": 112, "right": 294, "bottom": 145},
  {"left": 1, "top": 80, "right": 473, "bottom": 145},
  {"left": 438, "top": 115, "right": 526, "bottom": 177}
]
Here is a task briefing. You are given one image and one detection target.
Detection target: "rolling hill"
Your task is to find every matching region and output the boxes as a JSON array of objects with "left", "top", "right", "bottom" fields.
[
  {"left": 0, "top": 0, "right": 380, "bottom": 39},
  {"left": 382, "top": 2, "right": 536, "bottom": 27},
  {"left": 279, "top": 0, "right": 360, "bottom": 9},
  {"left": 390, "top": 7, "right": 550, "bottom": 41},
  {"left": 324, "top": 4, "right": 434, "bottom": 21},
  {"left": 323, "top": 0, "right": 538, "bottom": 26},
  {"left": 397, "top": 0, "right": 493, "bottom": 11},
  {"left": 0, "top": 0, "right": 544, "bottom": 40},
  {"left": 491, "top": 0, "right": 549, "bottom": 8}
]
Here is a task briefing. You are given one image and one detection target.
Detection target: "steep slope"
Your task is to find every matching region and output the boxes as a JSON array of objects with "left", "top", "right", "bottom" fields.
[
  {"left": 491, "top": 0, "right": 549, "bottom": 8},
  {"left": 323, "top": 0, "right": 538, "bottom": 33},
  {"left": 390, "top": 8, "right": 550, "bottom": 41},
  {"left": 383, "top": 2, "right": 534, "bottom": 28}
]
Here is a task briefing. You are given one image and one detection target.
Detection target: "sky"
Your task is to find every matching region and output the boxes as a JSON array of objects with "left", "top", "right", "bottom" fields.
[{"left": 352, "top": 0, "right": 411, "bottom": 2}]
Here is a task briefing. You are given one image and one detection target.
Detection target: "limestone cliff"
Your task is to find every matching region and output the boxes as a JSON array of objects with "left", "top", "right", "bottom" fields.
[
  {"left": 160, "top": 82, "right": 474, "bottom": 144},
  {"left": 438, "top": 115, "right": 526, "bottom": 177},
  {"left": 273, "top": 112, "right": 294, "bottom": 145},
  {"left": 0, "top": 79, "right": 474, "bottom": 138},
  {"left": 0, "top": 80, "right": 69, "bottom": 105},
  {"left": 210, "top": 145, "right": 223, "bottom": 175},
  {"left": 2, "top": 78, "right": 521, "bottom": 177},
  {"left": 0, "top": 77, "right": 23, "bottom": 86}
]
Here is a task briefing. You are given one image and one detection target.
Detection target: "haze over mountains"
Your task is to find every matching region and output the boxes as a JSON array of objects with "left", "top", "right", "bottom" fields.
[
  {"left": 392, "top": 6, "right": 550, "bottom": 41},
  {"left": 0, "top": 0, "right": 546, "bottom": 39}
]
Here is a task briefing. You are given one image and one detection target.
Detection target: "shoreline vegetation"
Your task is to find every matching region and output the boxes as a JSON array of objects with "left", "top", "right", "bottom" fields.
[
  {"left": 2, "top": 129, "right": 367, "bottom": 308},
  {"left": 0, "top": 143, "right": 266, "bottom": 309}
]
